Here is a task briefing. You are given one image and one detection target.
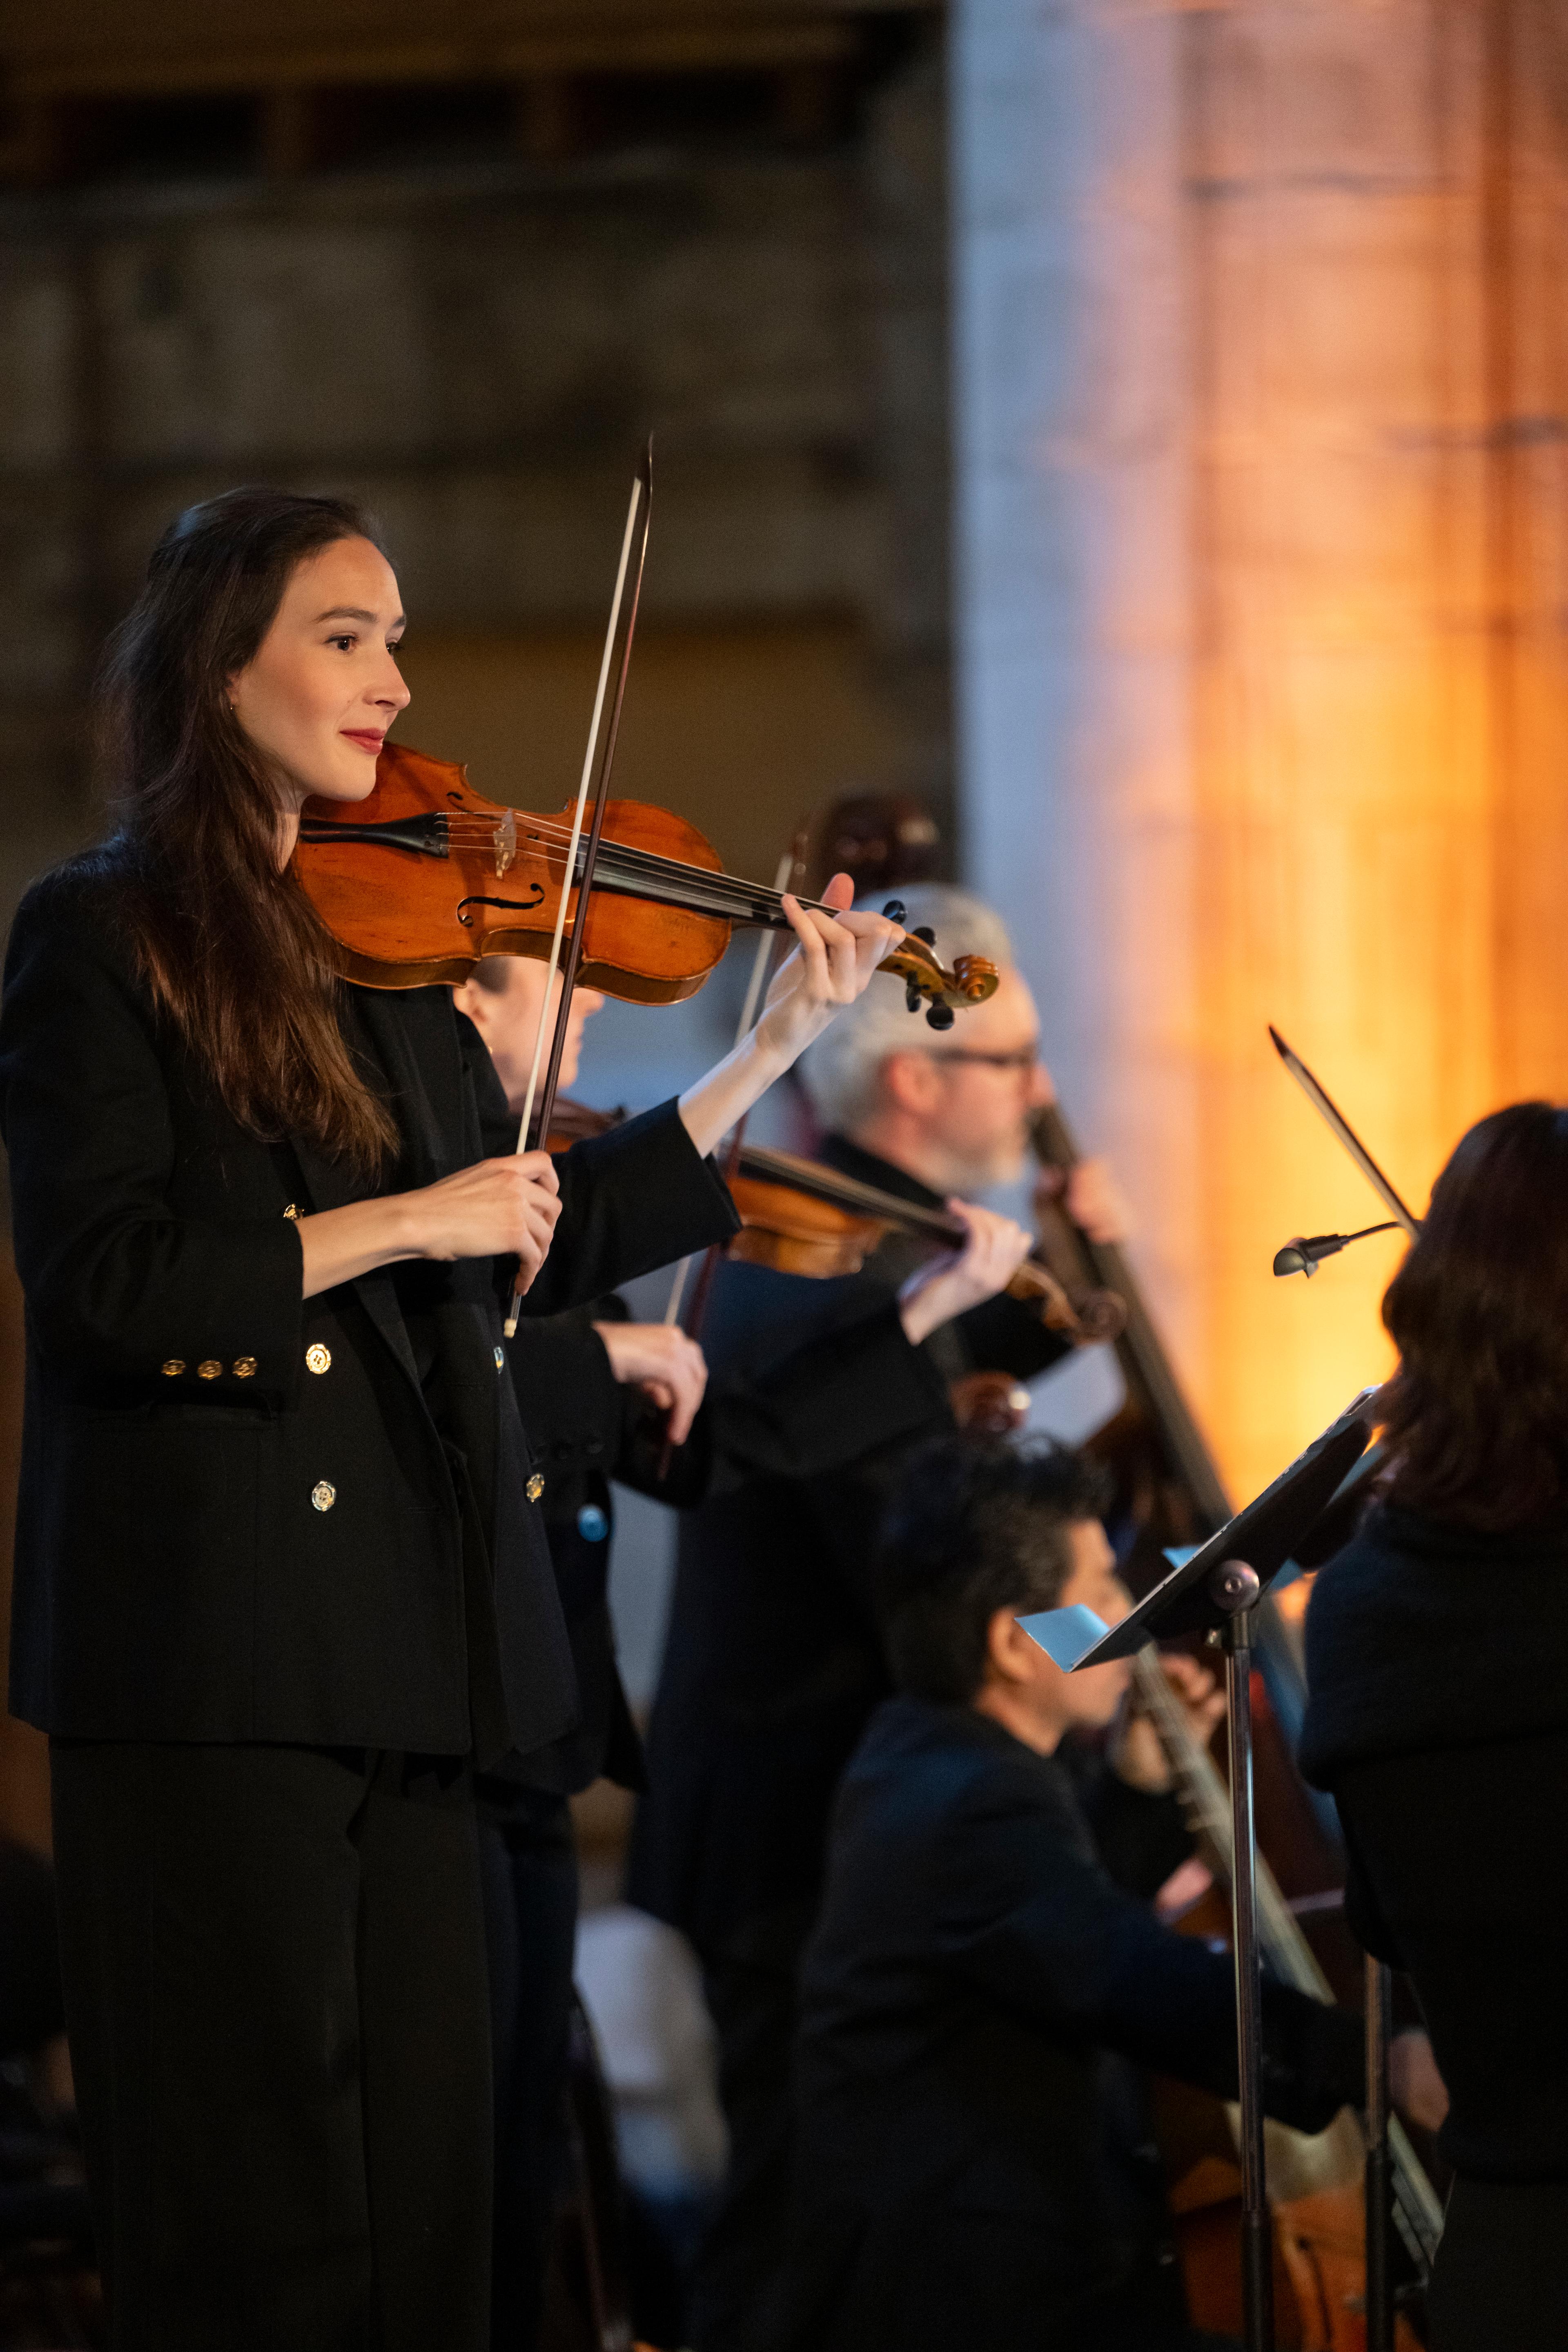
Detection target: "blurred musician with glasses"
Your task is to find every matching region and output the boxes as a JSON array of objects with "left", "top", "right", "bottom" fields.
[{"left": 627, "top": 888, "right": 1131, "bottom": 2352}]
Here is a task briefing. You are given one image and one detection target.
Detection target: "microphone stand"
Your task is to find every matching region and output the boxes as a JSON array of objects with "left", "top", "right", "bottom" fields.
[
  {"left": 1364, "top": 1956, "right": 1395, "bottom": 2352},
  {"left": 1272, "top": 1223, "right": 1400, "bottom": 1278},
  {"left": 1210, "top": 1557, "right": 1272, "bottom": 2344},
  {"left": 1021, "top": 1393, "right": 1379, "bottom": 2352}
]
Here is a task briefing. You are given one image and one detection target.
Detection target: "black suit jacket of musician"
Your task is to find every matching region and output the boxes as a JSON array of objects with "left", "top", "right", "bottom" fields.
[
  {"left": 0, "top": 860, "right": 737, "bottom": 1757},
  {"left": 626, "top": 1132, "right": 1074, "bottom": 1956},
  {"left": 780, "top": 1696, "right": 1364, "bottom": 2352},
  {"left": 497, "top": 1286, "right": 968, "bottom": 1801}
]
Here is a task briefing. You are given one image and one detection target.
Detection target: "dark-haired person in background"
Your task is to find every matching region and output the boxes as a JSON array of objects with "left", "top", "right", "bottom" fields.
[
  {"left": 777, "top": 1436, "right": 1443, "bottom": 2352},
  {"left": 0, "top": 487, "right": 905, "bottom": 2351},
  {"left": 1301, "top": 1100, "right": 1568, "bottom": 2352}
]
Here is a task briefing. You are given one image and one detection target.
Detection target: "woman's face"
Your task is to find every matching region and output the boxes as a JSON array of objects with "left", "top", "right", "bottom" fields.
[{"left": 229, "top": 536, "right": 410, "bottom": 815}]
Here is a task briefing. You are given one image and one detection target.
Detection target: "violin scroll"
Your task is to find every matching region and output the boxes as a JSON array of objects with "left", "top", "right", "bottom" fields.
[{"left": 880, "top": 933, "right": 1001, "bottom": 1028}]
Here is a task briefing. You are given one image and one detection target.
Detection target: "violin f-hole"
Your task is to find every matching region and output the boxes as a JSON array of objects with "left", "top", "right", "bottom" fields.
[{"left": 457, "top": 887, "right": 547, "bottom": 928}]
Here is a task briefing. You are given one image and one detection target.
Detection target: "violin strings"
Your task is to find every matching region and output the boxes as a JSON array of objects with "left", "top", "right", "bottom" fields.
[
  {"left": 435, "top": 816, "right": 821, "bottom": 929},
  {"left": 401, "top": 808, "right": 800, "bottom": 922},
  {"left": 435, "top": 812, "right": 831, "bottom": 922},
  {"left": 338, "top": 807, "right": 940, "bottom": 960}
]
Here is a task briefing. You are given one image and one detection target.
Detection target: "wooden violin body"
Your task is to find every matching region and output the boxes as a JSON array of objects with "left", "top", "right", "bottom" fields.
[
  {"left": 293, "top": 742, "right": 1000, "bottom": 1021},
  {"left": 543, "top": 1109, "right": 1108, "bottom": 1341},
  {"left": 297, "top": 742, "right": 728, "bottom": 1001},
  {"left": 721, "top": 1141, "right": 1107, "bottom": 1338}
]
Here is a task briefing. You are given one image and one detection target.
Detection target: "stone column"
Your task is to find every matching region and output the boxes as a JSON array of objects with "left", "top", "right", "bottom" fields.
[{"left": 953, "top": 0, "right": 1568, "bottom": 1497}]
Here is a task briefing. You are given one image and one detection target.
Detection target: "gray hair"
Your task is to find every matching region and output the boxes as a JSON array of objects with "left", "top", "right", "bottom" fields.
[{"left": 798, "top": 886, "right": 1015, "bottom": 1134}]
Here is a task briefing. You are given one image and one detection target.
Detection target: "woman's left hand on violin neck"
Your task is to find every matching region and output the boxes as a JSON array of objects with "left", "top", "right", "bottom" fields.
[
  {"left": 677, "top": 873, "right": 902, "bottom": 1160},
  {"left": 754, "top": 873, "right": 903, "bottom": 1064}
]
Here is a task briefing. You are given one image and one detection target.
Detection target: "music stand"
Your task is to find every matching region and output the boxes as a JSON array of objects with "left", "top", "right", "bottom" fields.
[{"left": 1020, "top": 1390, "right": 1378, "bottom": 2352}]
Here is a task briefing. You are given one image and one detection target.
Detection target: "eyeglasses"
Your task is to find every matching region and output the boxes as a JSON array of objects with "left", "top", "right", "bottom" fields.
[{"left": 926, "top": 1046, "right": 1040, "bottom": 1073}]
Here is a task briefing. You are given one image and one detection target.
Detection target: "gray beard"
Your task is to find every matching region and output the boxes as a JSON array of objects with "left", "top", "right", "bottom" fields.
[{"left": 929, "top": 1130, "right": 1029, "bottom": 1200}]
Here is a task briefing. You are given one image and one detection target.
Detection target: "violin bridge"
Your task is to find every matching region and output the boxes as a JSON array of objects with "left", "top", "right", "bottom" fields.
[{"left": 493, "top": 810, "right": 517, "bottom": 879}]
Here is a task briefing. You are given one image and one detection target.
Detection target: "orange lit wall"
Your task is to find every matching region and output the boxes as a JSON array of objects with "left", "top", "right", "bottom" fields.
[{"left": 957, "top": 0, "right": 1568, "bottom": 1501}]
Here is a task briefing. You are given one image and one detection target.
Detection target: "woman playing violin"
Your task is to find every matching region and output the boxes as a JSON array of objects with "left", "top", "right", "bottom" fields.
[{"left": 0, "top": 485, "right": 902, "bottom": 2352}]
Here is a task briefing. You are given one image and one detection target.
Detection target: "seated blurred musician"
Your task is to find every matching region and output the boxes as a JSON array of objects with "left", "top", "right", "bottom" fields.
[
  {"left": 454, "top": 950, "right": 1038, "bottom": 2352},
  {"left": 1301, "top": 1101, "right": 1568, "bottom": 2352},
  {"left": 626, "top": 889, "right": 1130, "bottom": 2350},
  {"left": 776, "top": 1434, "right": 1441, "bottom": 2352}
]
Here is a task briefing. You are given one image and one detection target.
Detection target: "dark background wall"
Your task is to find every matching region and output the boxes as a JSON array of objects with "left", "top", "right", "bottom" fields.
[{"left": 0, "top": 2, "right": 951, "bottom": 899}]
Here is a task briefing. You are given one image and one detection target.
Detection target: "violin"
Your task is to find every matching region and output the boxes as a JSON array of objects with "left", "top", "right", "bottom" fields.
[
  {"left": 292, "top": 742, "right": 999, "bottom": 1028},
  {"left": 545, "top": 1102, "right": 1117, "bottom": 1343},
  {"left": 723, "top": 1140, "right": 1121, "bottom": 1340}
]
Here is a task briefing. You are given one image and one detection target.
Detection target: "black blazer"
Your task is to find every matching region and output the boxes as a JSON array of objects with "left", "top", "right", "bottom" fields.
[
  {"left": 497, "top": 1287, "right": 972, "bottom": 1802},
  {"left": 483, "top": 1301, "right": 699, "bottom": 1801},
  {"left": 779, "top": 1696, "right": 1364, "bottom": 2352},
  {"left": 0, "top": 860, "right": 737, "bottom": 1756},
  {"left": 1300, "top": 1503, "right": 1568, "bottom": 2183},
  {"left": 627, "top": 1132, "right": 1071, "bottom": 1954}
]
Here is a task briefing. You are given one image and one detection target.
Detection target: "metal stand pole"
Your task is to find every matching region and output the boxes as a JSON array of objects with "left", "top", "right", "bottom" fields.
[
  {"left": 1365, "top": 1956, "right": 1394, "bottom": 2352},
  {"left": 1212, "top": 1559, "right": 1273, "bottom": 2352}
]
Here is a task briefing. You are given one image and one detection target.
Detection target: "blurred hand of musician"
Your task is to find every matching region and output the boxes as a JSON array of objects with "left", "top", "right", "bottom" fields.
[
  {"left": 897, "top": 1200, "right": 1035, "bottom": 1348},
  {"left": 1390, "top": 2029, "right": 1450, "bottom": 2135},
  {"left": 593, "top": 1320, "right": 709, "bottom": 1447},
  {"left": 1111, "top": 1651, "right": 1225, "bottom": 1795},
  {"left": 1036, "top": 1154, "right": 1134, "bottom": 1247}
]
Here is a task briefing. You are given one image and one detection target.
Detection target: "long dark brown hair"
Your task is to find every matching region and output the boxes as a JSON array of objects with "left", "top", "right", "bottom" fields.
[
  {"left": 1380, "top": 1101, "right": 1568, "bottom": 1530},
  {"left": 98, "top": 485, "right": 399, "bottom": 1171}
]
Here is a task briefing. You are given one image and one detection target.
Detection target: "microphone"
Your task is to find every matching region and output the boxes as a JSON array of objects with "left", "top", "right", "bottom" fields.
[{"left": 1274, "top": 1222, "right": 1401, "bottom": 1278}]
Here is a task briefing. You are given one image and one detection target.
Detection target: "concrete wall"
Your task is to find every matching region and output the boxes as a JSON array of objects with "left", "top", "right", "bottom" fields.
[
  {"left": 954, "top": 0, "right": 1568, "bottom": 1499},
  {"left": 0, "top": 26, "right": 951, "bottom": 899}
]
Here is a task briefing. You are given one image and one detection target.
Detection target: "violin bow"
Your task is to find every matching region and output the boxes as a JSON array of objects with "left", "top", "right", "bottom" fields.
[
  {"left": 651, "top": 835, "right": 807, "bottom": 1475},
  {"left": 1267, "top": 1025, "right": 1421, "bottom": 1236},
  {"left": 661, "top": 837, "right": 804, "bottom": 1330},
  {"left": 503, "top": 440, "right": 654, "bottom": 1339}
]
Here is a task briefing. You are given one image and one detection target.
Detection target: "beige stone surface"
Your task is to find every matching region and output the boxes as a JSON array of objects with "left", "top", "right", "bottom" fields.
[{"left": 958, "top": 0, "right": 1568, "bottom": 1499}]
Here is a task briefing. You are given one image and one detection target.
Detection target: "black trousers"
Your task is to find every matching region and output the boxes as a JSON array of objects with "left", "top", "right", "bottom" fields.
[
  {"left": 1428, "top": 2175, "right": 1568, "bottom": 2352},
  {"left": 0, "top": 1833, "right": 63, "bottom": 2057},
  {"left": 51, "top": 1740, "right": 492, "bottom": 2352},
  {"left": 475, "top": 1786, "right": 579, "bottom": 2352},
  {"left": 691, "top": 1901, "right": 816, "bottom": 2352}
]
